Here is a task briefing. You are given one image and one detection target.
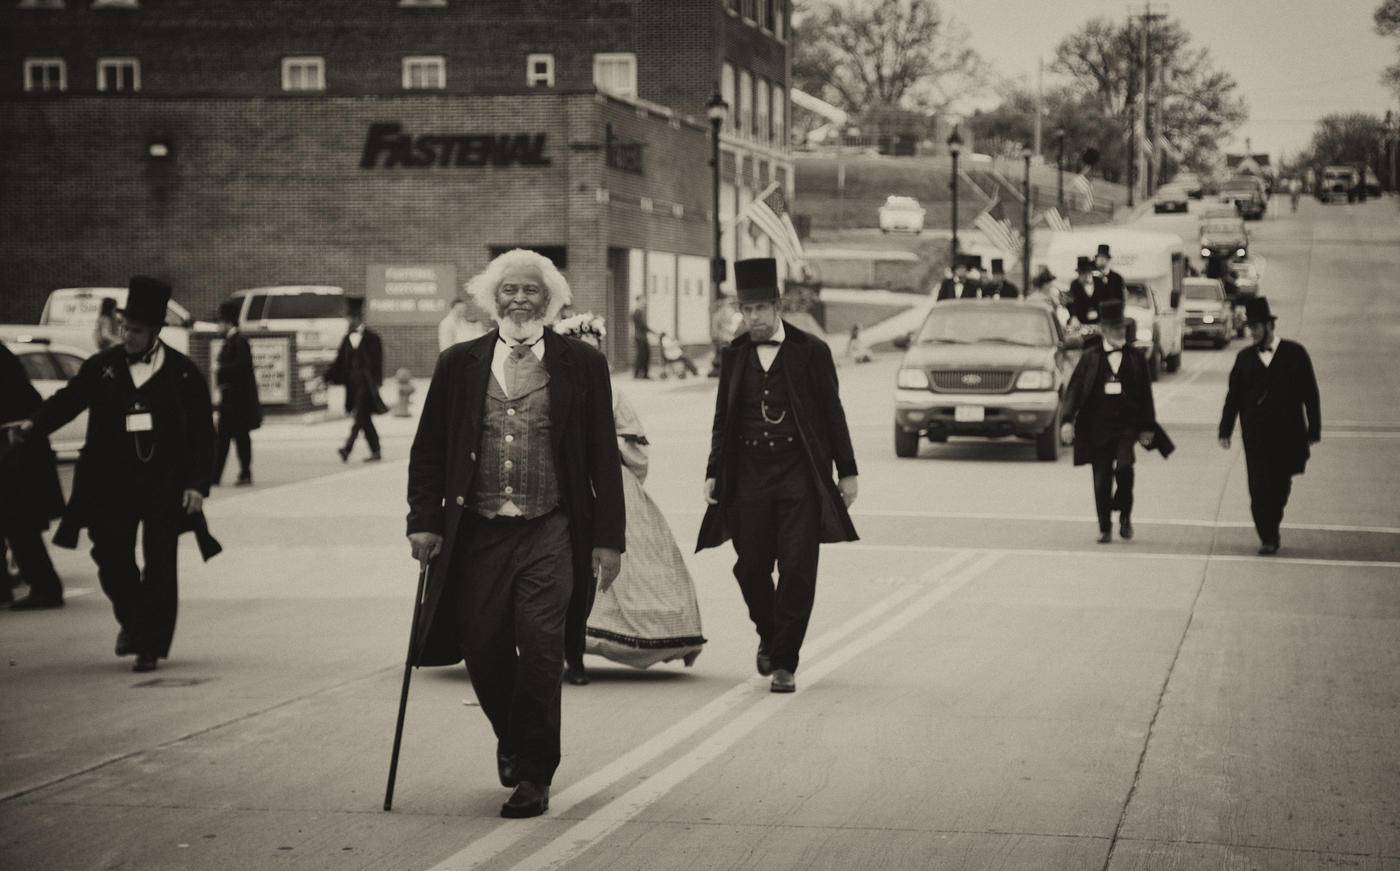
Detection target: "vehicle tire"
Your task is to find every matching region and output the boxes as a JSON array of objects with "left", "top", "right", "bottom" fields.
[
  {"left": 894, "top": 426, "right": 919, "bottom": 458},
  {"left": 1035, "top": 412, "right": 1062, "bottom": 461},
  {"left": 1148, "top": 347, "right": 1162, "bottom": 381},
  {"left": 927, "top": 431, "right": 948, "bottom": 443},
  {"left": 1166, "top": 350, "right": 1183, "bottom": 371},
  {"left": 1214, "top": 334, "right": 1228, "bottom": 350}
]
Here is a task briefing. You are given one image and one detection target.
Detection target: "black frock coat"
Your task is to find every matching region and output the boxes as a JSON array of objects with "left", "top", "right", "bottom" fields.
[
  {"left": 1062, "top": 343, "right": 1173, "bottom": 466},
  {"left": 215, "top": 330, "right": 263, "bottom": 433},
  {"left": 936, "top": 277, "right": 982, "bottom": 301},
  {"left": 327, "top": 329, "right": 388, "bottom": 415},
  {"left": 0, "top": 344, "right": 65, "bottom": 532},
  {"left": 1218, "top": 340, "right": 1321, "bottom": 476},
  {"left": 696, "top": 322, "right": 859, "bottom": 551},
  {"left": 405, "top": 329, "right": 626, "bottom": 667}
]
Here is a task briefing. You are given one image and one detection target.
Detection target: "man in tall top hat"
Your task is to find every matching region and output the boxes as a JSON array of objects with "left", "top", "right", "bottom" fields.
[
  {"left": 1092, "top": 243, "right": 1126, "bottom": 302},
  {"left": 1061, "top": 299, "right": 1172, "bottom": 543},
  {"left": 936, "top": 254, "right": 983, "bottom": 300},
  {"left": 1218, "top": 297, "right": 1321, "bottom": 554},
  {"left": 698, "top": 258, "right": 859, "bottom": 694},
  {"left": 1067, "top": 255, "right": 1108, "bottom": 326},
  {"left": 326, "top": 296, "right": 387, "bottom": 462},
  {"left": 9, "top": 276, "right": 216, "bottom": 671},
  {"left": 212, "top": 299, "right": 261, "bottom": 486},
  {"left": 981, "top": 258, "right": 1020, "bottom": 299}
]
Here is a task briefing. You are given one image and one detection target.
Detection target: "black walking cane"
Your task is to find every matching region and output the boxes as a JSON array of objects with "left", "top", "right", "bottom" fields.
[{"left": 384, "top": 556, "right": 431, "bottom": 811}]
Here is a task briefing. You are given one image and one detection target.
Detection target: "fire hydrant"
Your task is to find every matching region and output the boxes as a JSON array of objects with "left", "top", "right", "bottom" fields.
[{"left": 393, "top": 368, "right": 414, "bottom": 417}]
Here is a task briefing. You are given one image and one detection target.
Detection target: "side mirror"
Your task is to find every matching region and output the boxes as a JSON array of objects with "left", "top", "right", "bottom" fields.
[{"left": 892, "top": 332, "right": 912, "bottom": 350}]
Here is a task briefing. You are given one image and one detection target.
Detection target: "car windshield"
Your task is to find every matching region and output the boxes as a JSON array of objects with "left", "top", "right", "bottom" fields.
[
  {"left": 1222, "top": 183, "right": 1258, "bottom": 195},
  {"left": 1183, "top": 284, "right": 1220, "bottom": 300},
  {"left": 1203, "top": 221, "right": 1242, "bottom": 235},
  {"left": 1124, "top": 284, "right": 1152, "bottom": 308},
  {"left": 918, "top": 308, "right": 1053, "bottom": 346},
  {"left": 261, "top": 294, "right": 345, "bottom": 319}
]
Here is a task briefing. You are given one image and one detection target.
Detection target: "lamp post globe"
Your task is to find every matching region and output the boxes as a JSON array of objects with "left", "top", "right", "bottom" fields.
[{"left": 947, "top": 124, "right": 963, "bottom": 264}]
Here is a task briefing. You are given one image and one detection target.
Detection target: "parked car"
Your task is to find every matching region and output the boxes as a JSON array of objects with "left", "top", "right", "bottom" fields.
[
  {"left": 1153, "top": 182, "right": 1192, "bottom": 213},
  {"left": 1123, "top": 281, "right": 1185, "bottom": 378},
  {"left": 1318, "top": 166, "right": 1357, "bottom": 203},
  {"left": 226, "top": 285, "right": 348, "bottom": 363},
  {"left": 1219, "top": 176, "right": 1267, "bottom": 219},
  {"left": 3, "top": 337, "right": 88, "bottom": 459},
  {"left": 893, "top": 300, "right": 1082, "bottom": 461},
  {"left": 0, "top": 287, "right": 203, "bottom": 358},
  {"left": 1199, "top": 216, "right": 1249, "bottom": 260},
  {"left": 1180, "top": 277, "right": 1233, "bottom": 349},
  {"left": 878, "top": 195, "right": 926, "bottom": 234}
]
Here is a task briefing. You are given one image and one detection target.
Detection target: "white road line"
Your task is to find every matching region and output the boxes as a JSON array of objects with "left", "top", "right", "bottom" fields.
[
  {"left": 497, "top": 553, "right": 1003, "bottom": 871},
  {"left": 841, "top": 509, "right": 1400, "bottom": 536},
  {"left": 840, "top": 542, "right": 1400, "bottom": 570},
  {"left": 424, "top": 551, "right": 982, "bottom": 871}
]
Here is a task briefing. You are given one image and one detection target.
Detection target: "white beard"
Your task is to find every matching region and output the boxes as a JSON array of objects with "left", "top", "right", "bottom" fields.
[{"left": 496, "top": 314, "right": 547, "bottom": 342}]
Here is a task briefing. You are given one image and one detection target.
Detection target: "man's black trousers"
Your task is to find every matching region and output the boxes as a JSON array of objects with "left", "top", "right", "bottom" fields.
[
  {"left": 726, "top": 448, "right": 820, "bottom": 674},
  {"left": 1090, "top": 436, "right": 1136, "bottom": 531},
  {"left": 213, "top": 420, "right": 252, "bottom": 482},
  {"left": 1244, "top": 448, "right": 1293, "bottom": 546},
  {"left": 345, "top": 395, "right": 380, "bottom": 455},
  {"left": 451, "top": 510, "right": 573, "bottom": 785},
  {"left": 87, "top": 498, "right": 181, "bottom": 659}
]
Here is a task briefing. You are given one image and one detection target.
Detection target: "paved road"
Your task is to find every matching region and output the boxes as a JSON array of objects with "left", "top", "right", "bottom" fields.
[{"left": 3, "top": 196, "right": 1398, "bottom": 870}]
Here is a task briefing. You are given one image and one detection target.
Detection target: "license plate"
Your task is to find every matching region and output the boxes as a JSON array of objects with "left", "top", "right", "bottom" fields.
[{"left": 954, "top": 406, "right": 985, "bottom": 423}]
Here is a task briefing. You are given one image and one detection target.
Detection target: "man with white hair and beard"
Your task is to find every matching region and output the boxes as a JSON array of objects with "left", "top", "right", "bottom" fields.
[{"left": 405, "top": 249, "right": 625, "bottom": 819}]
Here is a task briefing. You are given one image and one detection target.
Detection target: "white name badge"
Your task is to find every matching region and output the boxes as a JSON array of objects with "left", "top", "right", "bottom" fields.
[
  {"left": 1103, "top": 381, "right": 1123, "bottom": 395},
  {"left": 125, "top": 412, "right": 154, "bottom": 432}
]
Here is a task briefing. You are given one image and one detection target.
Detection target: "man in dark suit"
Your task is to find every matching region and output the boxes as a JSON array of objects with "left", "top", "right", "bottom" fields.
[
  {"left": 936, "top": 254, "right": 982, "bottom": 300},
  {"left": 1062, "top": 300, "right": 1170, "bottom": 543},
  {"left": 698, "top": 258, "right": 859, "bottom": 694},
  {"left": 10, "top": 277, "right": 216, "bottom": 671},
  {"left": 212, "top": 300, "right": 261, "bottom": 486},
  {"left": 326, "top": 296, "right": 386, "bottom": 462},
  {"left": 981, "top": 258, "right": 1020, "bottom": 299},
  {"left": 1092, "top": 243, "right": 1127, "bottom": 302},
  {"left": 0, "top": 342, "right": 66, "bottom": 610},
  {"left": 406, "top": 249, "right": 624, "bottom": 819},
  {"left": 1218, "top": 297, "right": 1321, "bottom": 554},
  {"left": 1065, "top": 256, "right": 1102, "bottom": 326}
]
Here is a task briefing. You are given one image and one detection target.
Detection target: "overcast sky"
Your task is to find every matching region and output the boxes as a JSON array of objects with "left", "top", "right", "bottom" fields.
[{"left": 938, "top": 0, "right": 1398, "bottom": 160}]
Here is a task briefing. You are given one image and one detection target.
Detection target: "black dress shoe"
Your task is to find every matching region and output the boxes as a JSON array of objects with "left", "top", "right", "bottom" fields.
[
  {"left": 496, "top": 751, "right": 521, "bottom": 788},
  {"left": 133, "top": 654, "right": 158, "bottom": 673},
  {"left": 1097, "top": 530, "right": 1112, "bottom": 544},
  {"left": 500, "top": 781, "right": 549, "bottom": 818},
  {"left": 1119, "top": 516, "right": 1134, "bottom": 540},
  {"left": 115, "top": 630, "right": 134, "bottom": 657},
  {"left": 563, "top": 660, "right": 590, "bottom": 686},
  {"left": 1258, "top": 542, "right": 1279, "bottom": 555},
  {"left": 363, "top": 452, "right": 382, "bottom": 463},
  {"left": 9, "top": 595, "right": 64, "bottom": 610},
  {"left": 756, "top": 642, "right": 773, "bottom": 677},
  {"left": 234, "top": 472, "right": 253, "bottom": 486},
  {"left": 337, "top": 446, "right": 350, "bottom": 463},
  {"left": 770, "top": 669, "right": 796, "bottom": 693}
]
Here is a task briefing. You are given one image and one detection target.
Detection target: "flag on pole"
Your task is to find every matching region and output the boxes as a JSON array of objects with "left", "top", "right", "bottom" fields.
[
  {"left": 1041, "top": 207, "right": 1072, "bottom": 232},
  {"left": 1070, "top": 172, "right": 1095, "bottom": 210},
  {"left": 736, "top": 181, "right": 806, "bottom": 270},
  {"left": 973, "top": 193, "right": 1021, "bottom": 258}
]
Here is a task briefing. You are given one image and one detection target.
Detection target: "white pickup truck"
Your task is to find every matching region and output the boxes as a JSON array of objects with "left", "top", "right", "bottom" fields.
[{"left": 0, "top": 287, "right": 205, "bottom": 357}]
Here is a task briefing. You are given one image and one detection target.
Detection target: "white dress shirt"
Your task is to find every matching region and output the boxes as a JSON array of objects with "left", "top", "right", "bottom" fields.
[
  {"left": 1256, "top": 339, "right": 1276, "bottom": 367},
  {"left": 348, "top": 325, "right": 363, "bottom": 349},
  {"left": 491, "top": 328, "right": 546, "bottom": 397},
  {"left": 754, "top": 321, "right": 786, "bottom": 372},
  {"left": 128, "top": 341, "right": 166, "bottom": 389}
]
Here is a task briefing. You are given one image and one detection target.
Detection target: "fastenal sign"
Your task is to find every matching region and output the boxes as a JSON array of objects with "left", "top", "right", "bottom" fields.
[
  {"left": 365, "top": 263, "right": 457, "bottom": 325},
  {"left": 360, "top": 123, "right": 551, "bottom": 169}
]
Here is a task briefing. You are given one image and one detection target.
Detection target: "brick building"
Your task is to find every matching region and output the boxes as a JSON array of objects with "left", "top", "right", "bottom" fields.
[{"left": 2, "top": 0, "right": 794, "bottom": 374}]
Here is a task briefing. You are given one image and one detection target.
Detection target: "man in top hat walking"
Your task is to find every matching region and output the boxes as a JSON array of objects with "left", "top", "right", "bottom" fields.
[
  {"left": 9, "top": 277, "right": 216, "bottom": 671},
  {"left": 1066, "top": 256, "right": 1099, "bottom": 326},
  {"left": 1218, "top": 297, "right": 1320, "bottom": 554},
  {"left": 327, "top": 296, "right": 387, "bottom": 462},
  {"left": 212, "top": 299, "right": 261, "bottom": 486},
  {"left": 936, "top": 254, "right": 983, "bottom": 301},
  {"left": 981, "top": 258, "right": 1020, "bottom": 299},
  {"left": 1093, "top": 243, "right": 1126, "bottom": 301},
  {"left": 1061, "top": 299, "right": 1172, "bottom": 543},
  {"left": 698, "top": 258, "right": 859, "bottom": 694}
]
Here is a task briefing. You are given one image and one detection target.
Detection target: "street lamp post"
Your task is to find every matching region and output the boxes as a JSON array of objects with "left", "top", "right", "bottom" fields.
[
  {"left": 1022, "top": 144, "right": 1033, "bottom": 294},
  {"left": 947, "top": 125, "right": 963, "bottom": 266},
  {"left": 706, "top": 90, "right": 729, "bottom": 300},
  {"left": 1055, "top": 128, "right": 1065, "bottom": 210}
]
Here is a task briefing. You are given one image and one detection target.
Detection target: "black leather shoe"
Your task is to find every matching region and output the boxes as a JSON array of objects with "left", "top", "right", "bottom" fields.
[
  {"left": 770, "top": 669, "right": 796, "bottom": 693},
  {"left": 9, "top": 595, "right": 64, "bottom": 610},
  {"left": 756, "top": 642, "right": 773, "bottom": 677},
  {"left": 364, "top": 452, "right": 382, "bottom": 463},
  {"left": 234, "top": 473, "right": 253, "bottom": 486},
  {"left": 500, "top": 781, "right": 549, "bottom": 818},
  {"left": 133, "top": 654, "right": 158, "bottom": 673},
  {"left": 1097, "top": 530, "right": 1112, "bottom": 544},
  {"left": 115, "top": 630, "right": 134, "bottom": 657},
  {"left": 1119, "top": 516, "right": 1134, "bottom": 540},
  {"left": 1258, "top": 542, "right": 1279, "bottom": 555},
  {"left": 563, "top": 660, "right": 590, "bottom": 686},
  {"left": 337, "top": 446, "right": 350, "bottom": 463},
  {"left": 496, "top": 751, "right": 521, "bottom": 788}
]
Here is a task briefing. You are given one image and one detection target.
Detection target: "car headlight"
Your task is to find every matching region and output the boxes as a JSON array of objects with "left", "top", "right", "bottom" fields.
[
  {"left": 1014, "top": 369, "right": 1054, "bottom": 390},
  {"left": 1200, "top": 246, "right": 1211, "bottom": 257},
  {"left": 896, "top": 368, "right": 929, "bottom": 390},
  {"left": 1236, "top": 248, "right": 1246, "bottom": 257},
  {"left": 1202, "top": 315, "right": 1215, "bottom": 324}
]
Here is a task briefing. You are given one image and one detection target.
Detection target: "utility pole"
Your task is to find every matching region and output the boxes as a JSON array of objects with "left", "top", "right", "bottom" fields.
[{"left": 1135, "top": 5, "right": 1168, "bottom": 198}]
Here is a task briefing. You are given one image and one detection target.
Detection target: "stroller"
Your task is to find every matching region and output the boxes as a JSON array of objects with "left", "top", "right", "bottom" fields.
[{"left": 658, "top": 333, "right": 699, "bottom": 379}]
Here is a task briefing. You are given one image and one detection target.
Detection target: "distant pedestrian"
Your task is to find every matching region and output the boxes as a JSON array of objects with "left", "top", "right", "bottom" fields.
[
  {"left": 631, "top": 297, "right": 652, "bottom": 379},
  {"left": 698, "top": 258, "right": 859, "bottom": 694},
  {"left": 9, "top": 276, "right": 219, "bottom": 672},
  {"left": 405, "top": 249, "right": 624, "bottom": 819},
  {"left": 327, "top": 297, "right": 386, "bottom": 462},
  {"left": 1066, "top": 255, "right": 1115, "bottom": 327},
  {"left": 1092, "top": 244, "right": 1126, "bottom": 303},
  {"left": 981, "top": 258, "right": 1020, "bottom": 299},
  {"left": 212, "top": 300, "right": 261, "bottom": 487},
  {"left": 93, "top": 296, "right": 121, "bottom": 352},
  {"left": 1061, "top": 300, "right": 1173, "bottom": 544},
  {"left": 1288, "top": 177, "right": 1302, "bottom": 212},
  {"left": 0, "top": 342, "right": 66, "bottom": 610},
  {"left": 936, "top": 254, "right": 982, "bottom": 300},
  {"left": 658, "top": 332, "right": 699, "bottom": 379},
  {"left": 438, "top": 297, "right": 485, "bottom": 352},
  {"left": 1218, "top": 297, "right": 1321, "bottom": 555},
  {"left": 845, "top": 323, "right": 872, "bottom": 364}
]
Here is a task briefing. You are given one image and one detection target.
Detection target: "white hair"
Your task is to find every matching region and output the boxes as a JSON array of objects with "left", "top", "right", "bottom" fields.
[{"left": 465, "top": 249, "right": 572, "bottom": 325}]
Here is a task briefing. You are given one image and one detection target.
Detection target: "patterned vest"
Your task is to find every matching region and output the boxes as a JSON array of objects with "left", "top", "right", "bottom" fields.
[
  {"left": 737, "top": 345, "right": 799, "bottom": 442},
  {"left": 471, "top": 352, "right": 560, "bottom": 519}
]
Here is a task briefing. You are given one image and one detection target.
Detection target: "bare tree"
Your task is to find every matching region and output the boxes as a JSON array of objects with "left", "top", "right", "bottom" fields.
[{"left": 1376, "top": 0, "right": 1400, "bottom": 97}]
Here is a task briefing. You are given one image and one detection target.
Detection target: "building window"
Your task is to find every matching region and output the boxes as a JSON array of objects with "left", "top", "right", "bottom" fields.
[
  {"left": 18, "top": 0, "right": 65, "bottom": 8},
  {"left": 97, "top": 58, "right": 139, "bottom": 92},
  {"left": 720, "top": 63, "right": 735, "bottom": 135},
  {"left": 526, "top": 53, "right": 554, "bottom": 88},
  {"left": 23, "top": 58, "right": 66, "bottom": 92},
  {"left": 593, "top": 52, "right": 636, "bottom": 100},
  {"left": 774, "top": 0, "right": 786, "bottom": 39},
  {"left": 755, "top": 77, "right": 770, "bottom": 145},
  {"left": 402, "top": 56, "right": 445, "bottom": 90},
  {"left": 741, "top": 0, "right": 756, "bottom": 23},
  {"left": 772, "top": 86, "right": 786, "bottom": 148},
  {"left": 738, "top": 69, "right": 752, "bottom": 139},
  {"left": 92, "top": 0, "right": 139, "bottom": 7},
  {"left": 282, "top": 56, "right": 325, "bottom": 91}
]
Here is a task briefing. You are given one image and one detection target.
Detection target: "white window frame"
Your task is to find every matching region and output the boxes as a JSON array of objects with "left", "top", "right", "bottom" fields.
[
  {"left": 720, "top": 63, "right": 735, "bottom": 135},
  {"left": 23, "top": 58, "right": 66, "bottom": 92},
  {"left": 738, "top": 69, "right": 752, "bottom": 140},
  {"left": 281, "top": 56, "right": 325, "bottom": 92},
  {"left": 772, "top": 85, "right": 786, "bottom": 149},
  {"left": 402, "top": 56, "right": 446, "bottom": 90},
  {"left": 526, "top": 53, "right": 554, "bottom": 88},
  {"left": 97, "top": 57, "right": 140, "bottom": 92},
  {"left": 592, "top": 52, "right": 636, "bottom": 100},
  {"left": 755, "top": 76, "right": 770, "bottom": 146}
]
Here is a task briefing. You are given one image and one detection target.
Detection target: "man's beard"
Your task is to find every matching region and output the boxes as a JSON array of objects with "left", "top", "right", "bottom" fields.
[{"left": 496, "top": 308, "right": 546, "bottom": 341}]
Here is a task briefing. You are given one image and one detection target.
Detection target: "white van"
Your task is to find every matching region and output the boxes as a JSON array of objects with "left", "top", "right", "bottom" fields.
[
  {"left": 1041, "top": 228, "right": 1186, "bottom": 379},
  {"left": 226, "top": 286, "right": 347, "bottom": 363}
]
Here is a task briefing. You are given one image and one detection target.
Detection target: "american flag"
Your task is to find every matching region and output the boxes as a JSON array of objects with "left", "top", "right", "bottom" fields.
[
  {"left": 1042, "top": 207, "right": 1072, "bottom": 232},
  {"left": 738, "top": 182, "right": 806, "bottom": 269},
  {"left": 974, "top": 194, "right": 1021, "bottom": 258},
  {"left": 1070, "top": 172, "right": 1095, "bottom": 210}
]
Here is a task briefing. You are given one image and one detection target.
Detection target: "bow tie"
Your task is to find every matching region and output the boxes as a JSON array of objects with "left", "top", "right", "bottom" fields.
[
  {"left": 1256, "top": 344, "right": 1274, "bottom": 354},
  {"left": 126, "top": 346, "right": 157, "bottom": 365}
]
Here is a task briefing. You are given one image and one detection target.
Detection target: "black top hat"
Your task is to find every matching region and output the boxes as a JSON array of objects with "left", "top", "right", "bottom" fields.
[
  {"left": 217, "top": 299, "right": 242, "bottom": 323},
  {"left": 120, "top": 276, "right": 171, "bottom": 327},
  {"left": 734, "top": 258, "right": 779, "bottom": 303},
  {"left": 1032, "top": 266, "right": 1056, "bottom": 287},
  {"left": 1243, "top": 296, "right": 1275, "bottom": 324},
  {"left": 1096, "top": 244, "right": 1112, "bottom": 259},
  {"left": 345, "top": 296, "right": 366, "bottom": 317},
  {"left": 990, "top": 258, "right": 1005, "bottom": 273},
  {"left": 956, "top": 253, "right": 983, "bottom": 270},
  {"left": 1076, "top": 256, "right": 1094, "bottom": 273},
  {"left": 1098, "top": 299, "right": 1127, "bottom": 327}
]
